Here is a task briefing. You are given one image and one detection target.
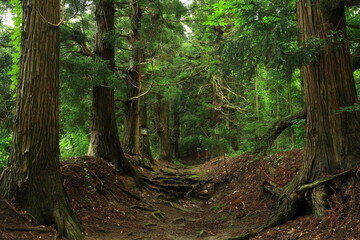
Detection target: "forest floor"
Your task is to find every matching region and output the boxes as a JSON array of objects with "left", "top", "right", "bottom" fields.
[{"left": 1, "top": 149, "right": 360, "bottom": 240}]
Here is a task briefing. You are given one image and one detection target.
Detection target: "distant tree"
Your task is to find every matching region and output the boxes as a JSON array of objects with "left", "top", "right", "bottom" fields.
[
  {"left": 88, "top": 0, "right": 139, "bottom": 179},
  {"left": 0, "top": 1, "right": 83, "bottom": 239},
  {"left": 122, "top": 0, "right": 143, "bottom": 155},
  {"left": 153, "top": 94, "right": 172, "bottom": 160}
]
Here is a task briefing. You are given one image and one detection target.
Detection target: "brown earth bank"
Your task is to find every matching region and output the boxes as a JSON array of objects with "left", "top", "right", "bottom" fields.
[{"left": 1, "top": 149, "right": 360, "bottom": 240}]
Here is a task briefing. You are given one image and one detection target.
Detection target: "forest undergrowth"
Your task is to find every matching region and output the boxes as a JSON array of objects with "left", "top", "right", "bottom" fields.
[{"left": 1, "top": 149, "right": 360, "bottom": 240}]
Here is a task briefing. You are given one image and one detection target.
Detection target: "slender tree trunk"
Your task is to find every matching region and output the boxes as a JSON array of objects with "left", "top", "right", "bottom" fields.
[
  {"left": 0, "top": 1, "right": 83, "bottom": 239},
  {"left": 154, "top": 95, "right": 172, "bottom": 160},
  {"left": 122, "top": 0, "right": 143, "bottom": 155},
  {"left": 89, "top": 0, "right": 138, "bottom": 178},
  {"left": 140, "top": 101, "right": 154, "bottom": 163},
  {"left": 254, "top": 77, "right": 261, "bottom": 139},
  {"left": 275, "top": 89, "right": 280, "bottom": 150},
  {"left": 172, "top": 101, "right": 181, "bottom": 158},
  {"left": 287, "top": 71, "right": 295, "bottom": 147}
]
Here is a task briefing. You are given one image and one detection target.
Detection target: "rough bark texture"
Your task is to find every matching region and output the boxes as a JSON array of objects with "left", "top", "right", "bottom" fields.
[
  {"left": 253, "top": 109, "right": 306, "bottom": 155},
  {"left": 89, "top": 0, "right": 138, "bottom": 179},
  {"left": 297, "top": 0, "right": 360, "bottom": 180},
  {"left": 233, "top": 1, "right": 360, "bottom": 239},
  {"left": 279, "top": 0, "right": 360, "bottom": 225},
  {"left": 154, "top": 95, "right": 172, "bottom": 160},
  {"left": 0, "top": 1, "right": 83, "bottom": 239},
  {"left": 122, "top": 0, "right": 143, "bottom": 155}
]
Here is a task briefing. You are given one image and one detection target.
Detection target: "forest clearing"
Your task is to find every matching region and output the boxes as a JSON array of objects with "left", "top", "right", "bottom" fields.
[
  {"left": 2, "top": 149, "right": 360, "bottom": 240},
  {"left": 1, "top": 0, "right": 360, "bottom": 239}
]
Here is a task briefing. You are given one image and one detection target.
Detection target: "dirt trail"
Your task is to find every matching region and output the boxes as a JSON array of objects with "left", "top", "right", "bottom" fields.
[
  {"left": 68, "top": 155, "right": 257, "bottom": 240},
  {"left": 3, "top": 150, "right": 360, "bottom": 240}
]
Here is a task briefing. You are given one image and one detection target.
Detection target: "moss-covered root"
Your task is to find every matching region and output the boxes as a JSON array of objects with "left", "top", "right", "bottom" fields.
[{"left": 52, "top": 206, "right": 84, "bottom": 240}]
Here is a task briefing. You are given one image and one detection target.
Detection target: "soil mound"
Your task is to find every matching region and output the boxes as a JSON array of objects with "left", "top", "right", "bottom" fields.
[{"left": 1, "top": 149, "right": 360, "bottom": 239}]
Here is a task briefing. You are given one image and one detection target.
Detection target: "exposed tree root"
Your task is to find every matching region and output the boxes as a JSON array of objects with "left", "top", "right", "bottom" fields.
[
  {"left": 3, "top": 226, "right": 51, "bottom": 232},
  {"left": 131, "top": 205, "right": 156, "bottom": 211},
  {"left": 52, "top": 205, "right": 84, "bottom": 240},
  {"left": 230, "top": 169, "right": 355, "bottom": 240},
  {"left": 1, "top": 200, "right": 34, "bottom": 221}
]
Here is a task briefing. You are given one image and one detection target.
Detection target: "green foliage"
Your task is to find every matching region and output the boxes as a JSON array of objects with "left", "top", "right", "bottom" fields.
[
  {"left": 171, "top": 158, "right": 185, "bottom": 167},
  {"left": 337, "top": 103, "right": 360, "bottom": 113},
  {"left": 60, "top": 129, "right": 89, "bottom": 160},
  {"left": 210, "top": 203, "right": 225, "bottom": 212},
  {"left": 8, "top": 0, "right": 21, "bottom": 90},
  {"left": 0, "top": 136, "right": 11, "bottom": 171}
]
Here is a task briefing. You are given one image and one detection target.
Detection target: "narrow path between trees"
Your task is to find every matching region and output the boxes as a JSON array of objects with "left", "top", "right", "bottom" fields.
[{"left": 2, "top": 150, "right": 360, "bottom": 239}]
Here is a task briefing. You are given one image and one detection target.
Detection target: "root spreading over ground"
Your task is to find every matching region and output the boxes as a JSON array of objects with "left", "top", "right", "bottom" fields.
[{"left": 1, "top": 149, "right": 360, "bottom": 239}]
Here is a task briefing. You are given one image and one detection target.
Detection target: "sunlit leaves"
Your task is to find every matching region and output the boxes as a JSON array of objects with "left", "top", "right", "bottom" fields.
[{"left": 8, "top": 0, "right": 20, "bottom": 90}]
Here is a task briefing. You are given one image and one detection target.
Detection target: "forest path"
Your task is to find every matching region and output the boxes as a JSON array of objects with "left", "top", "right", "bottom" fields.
[
  {"left": 85, "top": 158, "right": 224, "bottom": 240},
  {"left": 1, "top": 152, "right": 302, "bottom": 240},
  {"left": 74, "top": 154, "right": 276, "bottom": 240},
  {"left": 4, "top": 150, "right": 359, "bottom": 240}
]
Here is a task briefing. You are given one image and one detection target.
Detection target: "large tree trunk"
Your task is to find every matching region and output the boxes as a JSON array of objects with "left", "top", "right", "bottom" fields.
[
  {"left": 89, "top": 0, "right": 138, "bottom": 178},
  {"left": 0, "top": 1, "right": 83, "bottom": 239},
  {"left": 276, "top": 0, "right": 360, "bottom": 226},
  {"left": 122, "top": 0, "right": 143, "bottom": 155},
  {"left": 297, "top": 0, "right": 360, "bottom": 180},
  {"left": 231, "top": 2, "right": 360, "bottom": 239}
]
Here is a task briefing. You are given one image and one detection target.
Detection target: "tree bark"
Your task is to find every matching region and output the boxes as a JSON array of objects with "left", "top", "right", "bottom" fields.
[
  {"left": 287, "top": 71, "right": 295, "bottom": 147},
  {"left": 154, "top": 95, "right": 172, "bottom": 160},
  {"left": 234, "top": 2, "right": 360, "bottom": 239},
  {"left": 172, "top": 101, "right": 181, "bottom": 158},
  {"left": 140, "top": 101, "right": 154, "bottom": 163},
  {"left": 0, "top": 1, "right": 83, "bottom": 239},
  {"left": 122, "top": 0, "right": 143, "bottom": 155},
  {"left": 89, "top": 0, "right": 138, "bottom": 179},
  {"left": 253, "top": 109, "right": 306, "bottom": 155},
  {"left": 277, "top": 0, "right": 360, "bottom": 224}
]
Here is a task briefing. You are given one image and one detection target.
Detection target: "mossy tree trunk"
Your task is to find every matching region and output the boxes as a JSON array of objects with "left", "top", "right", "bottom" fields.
[
  {"left": 276, "top": 0, "right": 360, "bottom": 224},
  {"left": 122, "top": 0, "right": 143, "bottom": 155},
  {"left": 232, "top": 2, "right": 360, "bottom": 239},
  {"left": 296, "top": 0, "right": 360, "bottom": 185},
  {"left": 89, "top": 0, "right": 138, "bottom": 178},
  {"left": 0, "top": 1, "right": 83, "bottom": 239}
]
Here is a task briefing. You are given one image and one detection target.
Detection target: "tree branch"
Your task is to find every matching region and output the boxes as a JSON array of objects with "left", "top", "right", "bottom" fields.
[{"left": 253, "top": 109, "right": 306, "bottom": 155}]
